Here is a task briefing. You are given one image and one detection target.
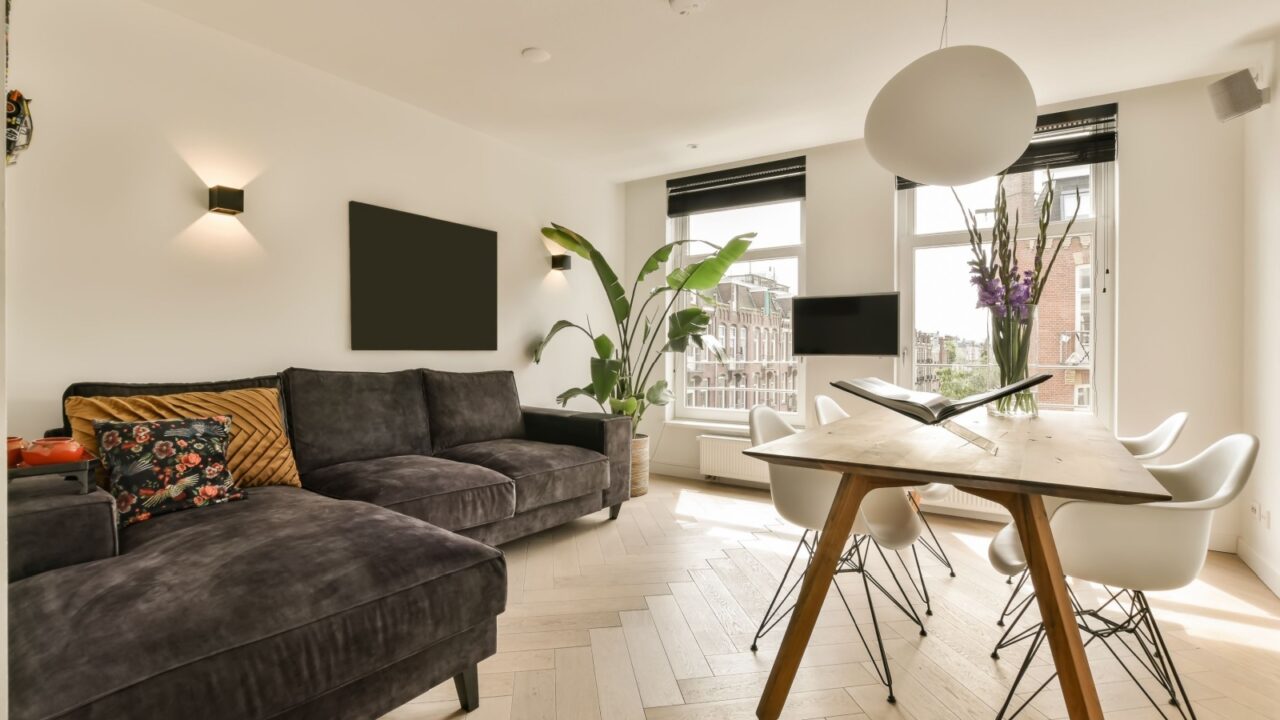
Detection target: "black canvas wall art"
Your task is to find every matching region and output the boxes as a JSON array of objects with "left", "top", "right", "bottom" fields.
[{"left": 349, "top": 201, "right": 497, "bottom": 350}]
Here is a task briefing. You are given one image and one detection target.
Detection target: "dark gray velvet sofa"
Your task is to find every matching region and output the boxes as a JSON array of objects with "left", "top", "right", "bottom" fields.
[{"left": 9, "top": 368, "right": 631, "bottom": 720}]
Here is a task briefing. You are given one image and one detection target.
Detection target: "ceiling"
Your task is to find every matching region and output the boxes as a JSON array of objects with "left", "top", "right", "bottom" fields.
[{"left": 142, "top": 0, "right": 1279, "bottom": 181}]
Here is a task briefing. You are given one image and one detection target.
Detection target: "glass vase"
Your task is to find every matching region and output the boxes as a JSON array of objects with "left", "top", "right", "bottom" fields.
[{"left": 986, "top": 304, "right": 1039, "bottom": 417}]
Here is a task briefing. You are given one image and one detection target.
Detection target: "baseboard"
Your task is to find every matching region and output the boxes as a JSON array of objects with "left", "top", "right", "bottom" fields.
[
  {"left": 649, "top": 461, "right": 703, "bottom": 481},
  {"left": 1238, "top": 537, "right": 1280, "bottom": 599}
]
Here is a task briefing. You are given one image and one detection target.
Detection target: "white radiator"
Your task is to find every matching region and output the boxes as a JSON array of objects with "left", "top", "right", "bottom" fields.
[
  {"left": 919, "top": 487, "right": 1009, "bottom": 521},
  {"left": 698, "top": 434, "right": 770, "bottom": 484}
]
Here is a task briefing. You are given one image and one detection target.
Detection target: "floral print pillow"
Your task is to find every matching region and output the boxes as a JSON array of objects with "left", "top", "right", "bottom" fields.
[{"left": 93, "top": 416, "right": 246, "bottom": 528}]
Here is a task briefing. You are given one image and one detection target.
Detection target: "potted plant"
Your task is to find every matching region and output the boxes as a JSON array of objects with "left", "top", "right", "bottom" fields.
[
  {"left": 955, "top": 171, "right": 1080, "bottom": 416},
  {"left": 534, "top": 223, "right": 754, "bottom": 496}
]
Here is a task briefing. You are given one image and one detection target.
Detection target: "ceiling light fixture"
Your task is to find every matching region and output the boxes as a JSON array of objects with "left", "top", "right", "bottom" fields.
[
  {"left": 863, "top": 0, "right": 1036, "bottom": 187},
  {"left": 521, "top": 47, "right": 551, "bottom": 64},
  {"left": 687, "top": 143, "right": 699, "bottom": 150}
]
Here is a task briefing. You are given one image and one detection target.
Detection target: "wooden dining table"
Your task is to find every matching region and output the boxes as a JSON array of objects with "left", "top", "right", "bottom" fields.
[{"left": 743, "top": 408, "right": 1172, "bottom": 720}]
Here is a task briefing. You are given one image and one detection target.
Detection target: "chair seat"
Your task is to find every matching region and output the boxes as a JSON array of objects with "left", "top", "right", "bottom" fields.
[
  {"left": 304, "top": 454, "right": 515, "bottom": 531},
  {"left": 9, "top": 487, "right": 506, "bottom": 720},
  {"left": 439, "top": 438, "right": 609, "bottom": 512}
]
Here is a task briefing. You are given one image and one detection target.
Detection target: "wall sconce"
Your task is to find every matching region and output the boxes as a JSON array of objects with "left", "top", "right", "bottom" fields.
[
  {"left": 208, "top": 185, "right": 244, "bottom": 215},
  {"left": 551, "top": 254, "right": 572, "bottom": 271}
]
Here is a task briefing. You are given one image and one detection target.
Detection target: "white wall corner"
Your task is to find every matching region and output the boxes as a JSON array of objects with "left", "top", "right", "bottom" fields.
[{"left": 1239, "top": 537, "right": 1280, "bottom": 598}]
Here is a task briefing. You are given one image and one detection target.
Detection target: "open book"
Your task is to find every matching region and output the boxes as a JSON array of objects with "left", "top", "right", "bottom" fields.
[{"left": 831, "top": 375, "right": 1052, "bottom": 425}]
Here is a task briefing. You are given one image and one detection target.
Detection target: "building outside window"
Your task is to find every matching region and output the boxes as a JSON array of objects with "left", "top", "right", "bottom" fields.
[{"left": 671, "top": 199, "right": 804, "bottom": 422}]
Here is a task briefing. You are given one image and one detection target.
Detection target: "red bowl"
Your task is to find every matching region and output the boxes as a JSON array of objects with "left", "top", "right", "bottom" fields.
[
  {"left": 21, "top": 437, "right": 85, "bottom": 466},
  {"left": 7, "top": 436, "right": 25, "bottom": 467}
]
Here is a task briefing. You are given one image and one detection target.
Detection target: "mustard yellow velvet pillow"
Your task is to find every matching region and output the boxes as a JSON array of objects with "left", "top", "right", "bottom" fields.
[{"left": 65, "top": 388, "right": 302, "bottom": 488}]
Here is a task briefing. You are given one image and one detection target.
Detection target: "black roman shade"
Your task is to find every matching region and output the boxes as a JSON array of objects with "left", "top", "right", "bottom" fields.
[
  {"left": 896, "top": 103, "right": 1117, "bottom": 190},
  {"left": 667, "top": 156, "right": 806, "bottom": 217}
]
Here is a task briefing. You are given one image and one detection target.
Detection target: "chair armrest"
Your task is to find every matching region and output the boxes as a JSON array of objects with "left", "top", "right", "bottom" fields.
[
  {"left": 522, "top": 407, "right": 632, "bottom": 507},
  {"left": 1050, "top": 501, "right": 1211, "bottom": 592},
  {"left": 9, "top": 477, "right": 118, "bottom": 582}
]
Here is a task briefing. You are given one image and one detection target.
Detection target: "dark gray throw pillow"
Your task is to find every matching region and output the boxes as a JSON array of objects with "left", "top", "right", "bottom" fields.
[{"left": 422, "top": 370, "right": 524, "bottom": 452}]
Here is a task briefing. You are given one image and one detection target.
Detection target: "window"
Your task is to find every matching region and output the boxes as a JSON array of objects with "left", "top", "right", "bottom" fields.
[
  {"left": 671, "top": 199, "right": 804, "bottom": 422},
  {"left": 899, "top": 166, "right": 1111, "bottom": 412}
]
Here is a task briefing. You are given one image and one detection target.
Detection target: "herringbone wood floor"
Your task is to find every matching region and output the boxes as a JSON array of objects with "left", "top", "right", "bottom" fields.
[{"left": 382, "top": 475, "right": 1280, "bottom": 720}]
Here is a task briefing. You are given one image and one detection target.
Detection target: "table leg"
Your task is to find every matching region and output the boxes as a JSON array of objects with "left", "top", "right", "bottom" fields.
[
  {"left": 756, "top": 472, "right": 870, "bottom": 720},
  {"left": 994, "top": 491, "right": 1104, "bottom": 720}
]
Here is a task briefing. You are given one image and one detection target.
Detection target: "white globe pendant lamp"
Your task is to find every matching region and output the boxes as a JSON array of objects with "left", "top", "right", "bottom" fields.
[{"left": 864, "top": 45, "right": 1037, "bottom": 187}]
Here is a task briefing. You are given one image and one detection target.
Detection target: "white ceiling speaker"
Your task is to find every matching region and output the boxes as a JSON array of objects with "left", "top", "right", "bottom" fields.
[
  {"left": 669, "top": 0, "right": 705, "bottom": 15},
  {"left": 864, "top": 45, "right": 1037, "bottom": 187},
  {"left": 1209, "top": 69, "right": 1271, "bottom": 122}
]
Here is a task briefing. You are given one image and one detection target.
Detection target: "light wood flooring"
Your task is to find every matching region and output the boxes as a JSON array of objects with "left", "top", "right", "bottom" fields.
[{"left": 382, "top": 475, "right": 1280, "bottom": 720}]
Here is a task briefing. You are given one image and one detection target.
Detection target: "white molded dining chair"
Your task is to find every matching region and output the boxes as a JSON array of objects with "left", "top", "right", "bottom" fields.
[
  {"left": 995, "top": 433, "right": 1258, "bottom": 720},
  {"left": 988, "top": 410, "right": 1190, "bottom": 657},
  {"left": 1118, "top": 411, "right": 1190, "bottom": 460},
  {"left": 748, "top": 405, "right": 927, "bottom": 703},
  {"left": 814, "top": 395, "right": 957, "bottom": 577}
]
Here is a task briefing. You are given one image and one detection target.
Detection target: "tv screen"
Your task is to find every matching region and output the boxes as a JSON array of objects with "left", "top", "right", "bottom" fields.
[
  {"left": 792, "top": 293, "right": 899, "bottom": 356},
  {"left": 349, "top": 201, "right": 497, "bottom": 350}
]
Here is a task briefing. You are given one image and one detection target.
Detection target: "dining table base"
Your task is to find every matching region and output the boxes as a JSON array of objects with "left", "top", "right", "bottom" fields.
[{"left": 754, "top": 473, "right": 1105, "bottom": 720}]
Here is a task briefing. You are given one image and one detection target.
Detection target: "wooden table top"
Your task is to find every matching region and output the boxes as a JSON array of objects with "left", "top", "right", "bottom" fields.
[{"left": 744, "top": 408, "right": 1172, "bottom": 504}]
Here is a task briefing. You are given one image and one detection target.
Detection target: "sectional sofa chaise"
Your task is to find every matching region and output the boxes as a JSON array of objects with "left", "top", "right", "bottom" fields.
[{"left": 8, "top": 367, "right": 631, "bottom": 720}]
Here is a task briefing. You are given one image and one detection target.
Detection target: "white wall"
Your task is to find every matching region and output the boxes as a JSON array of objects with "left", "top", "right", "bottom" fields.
[
  {"left": 5, "top": 0, "right": 624, "bottom": 438},
  {"left": 622, "top": 77, "right": 1249, "bottom": 551},
  {"left": 1240, "top": 38, "right": 1280, "bottom": 594}
]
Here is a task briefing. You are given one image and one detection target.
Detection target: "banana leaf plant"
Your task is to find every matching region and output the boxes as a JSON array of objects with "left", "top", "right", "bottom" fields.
[{"left": 534, "top": 223, "right": 754, "bottom": 436}]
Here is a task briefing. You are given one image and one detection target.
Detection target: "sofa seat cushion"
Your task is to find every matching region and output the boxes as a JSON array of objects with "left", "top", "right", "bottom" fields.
[
  {"left": 9, "top": 487, "right": 506, "bottom": 720},
  {"left": 438, "top": 439, "right": 609, "bottom": 513},
  {"left": 303, "top": 454, "right": 515, "bottom": 531}
]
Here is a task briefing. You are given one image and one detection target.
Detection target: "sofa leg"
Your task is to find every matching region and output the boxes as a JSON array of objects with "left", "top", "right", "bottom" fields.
[
  {"left": 609, "top": 503, "right": 622, "bottom": 520},
  {"left": 454, "top": 664, "right": 479, "bottom": 711}
]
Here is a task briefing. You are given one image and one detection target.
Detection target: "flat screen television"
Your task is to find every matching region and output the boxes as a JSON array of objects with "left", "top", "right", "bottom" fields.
[{"left": 792, "top": 293, "right": 899, "bottom": 356}]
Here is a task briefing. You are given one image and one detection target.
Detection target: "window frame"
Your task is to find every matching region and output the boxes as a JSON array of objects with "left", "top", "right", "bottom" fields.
[
  {"left": 895, "top": 163, "right": 1115, "bottom": 418},
  {"left": 669, "top": 200, "right": 806, "bottom": 424}
]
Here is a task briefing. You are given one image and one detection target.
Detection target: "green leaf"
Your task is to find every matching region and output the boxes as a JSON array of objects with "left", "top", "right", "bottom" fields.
[
  {"left": 588, "top": 248, "right": 631, "bottom": 323},
  {"left": 635, "top": 239, "right": 707, "bottom": 284},
  {"left": 608, "top": 396, "right": 639, "bottom": 415},
  {"left": 534, "top": 320, "right": 593, "bottom": 363},
  {"left": 698, "top": 332, "right": 727, "bottom": 362},
  {"left": 668, "top": 306, "right": 711, "bottom": 340},
  {"left": 667, "top": 234, "right": 754, "bottom": 291},
  {"left": 593, "top": 333, "right": 614, "bottom": 360},
  {"left": 589, "top": 357, "right": 622, "bottom": 405},
  {"left": 556, "top": 386, "right": 594, "bottom": 406},
  {"left": 541, "top": 223, "right": 591, "bottom": 259},
  {"left": 645, "top": 380, "right": 674, "bottom": 406}
]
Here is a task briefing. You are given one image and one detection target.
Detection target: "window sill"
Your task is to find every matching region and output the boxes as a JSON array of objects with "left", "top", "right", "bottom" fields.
[{"left": 665, "top": 418, "right": 749, "bottom": 434}]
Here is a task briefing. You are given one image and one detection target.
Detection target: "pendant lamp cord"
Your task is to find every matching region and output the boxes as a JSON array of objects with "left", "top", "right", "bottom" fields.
[{"left": 938, "top": 0, "right": 950, "bottom": 49}]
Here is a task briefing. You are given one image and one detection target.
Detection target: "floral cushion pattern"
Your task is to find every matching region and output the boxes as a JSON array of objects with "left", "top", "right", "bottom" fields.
[{"left": 94, "top": 416, "right": 246, "bottom": 528}]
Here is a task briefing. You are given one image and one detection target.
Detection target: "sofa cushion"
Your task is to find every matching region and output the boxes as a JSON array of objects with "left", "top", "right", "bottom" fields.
[
  {"left": 422, "top": 369, "right": 524, "bottom": 452},
  {"left": 304, "top": 454, "right": 515, "bottom": 531},
  {"left": 438, "top": 438, "right": 609, "bottom": 513},
  {"left": 9, "top": 486, "right": 506, "bottom": 720},
  {"left": 65, "top": 387, "right": 302, "bottom": 488},
  {"left": 94, "top": 416, "right": 245, "bottom": 528},
  {"left": 55, "top": 375, "right": 280, "bottom": 436},
  {"left": 281, "top": 368, "right": 432, "bottom": 473}
]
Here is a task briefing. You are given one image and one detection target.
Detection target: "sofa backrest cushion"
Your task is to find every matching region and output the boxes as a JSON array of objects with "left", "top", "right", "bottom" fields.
[
  {"left": 55, "top": 376, "right": 280, "bottom": 436},
  {"left": 422, "top": 370, "right": 524, "bottom": 452},
  {"left": 281, "top": 368, "right": 431, "bottom": 473}
]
